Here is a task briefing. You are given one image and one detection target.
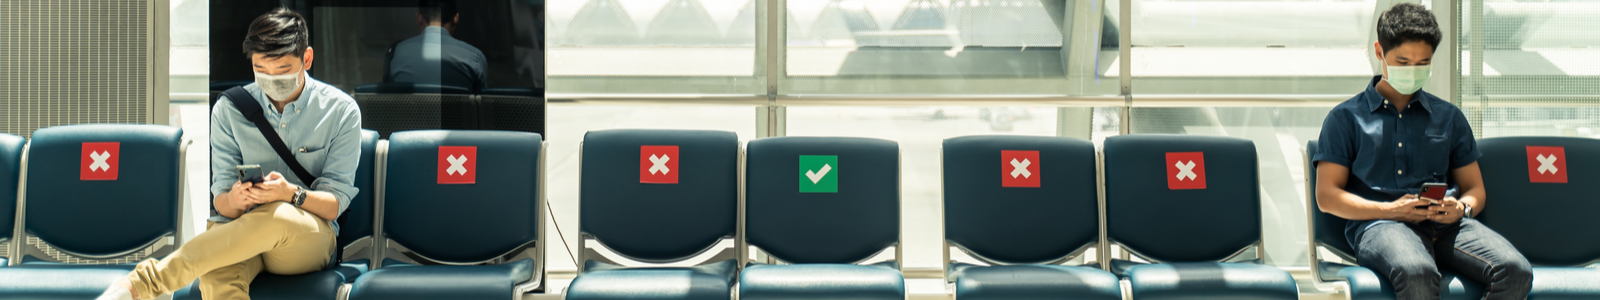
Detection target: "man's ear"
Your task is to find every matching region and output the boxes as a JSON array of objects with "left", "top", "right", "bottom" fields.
[
  {"left": 302, "top": 47, "right": 315, "bottom": 71},
  {"left": 1373, "top": 41, "right": 1384, "bottom": 61},
  {"left": 453, "top": 14, "right": 460, "bottom": 25}
]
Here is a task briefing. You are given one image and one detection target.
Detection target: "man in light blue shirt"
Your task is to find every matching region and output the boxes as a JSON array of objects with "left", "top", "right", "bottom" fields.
[
  {"left": 386, "top": 0, "right": 489, "bottom": 92},
  {"left": 99, "top": 8, "right": 363, "bottom": 300}
]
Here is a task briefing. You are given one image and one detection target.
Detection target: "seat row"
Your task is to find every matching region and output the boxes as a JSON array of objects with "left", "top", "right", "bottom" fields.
[{"left": 0, "top": 125, "right": 1593, "bottom": 300}]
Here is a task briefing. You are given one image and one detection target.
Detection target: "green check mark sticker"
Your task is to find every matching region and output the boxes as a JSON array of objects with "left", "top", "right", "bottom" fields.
[{"left": 799, "top": 155, "right": 837, "bottom": 193}]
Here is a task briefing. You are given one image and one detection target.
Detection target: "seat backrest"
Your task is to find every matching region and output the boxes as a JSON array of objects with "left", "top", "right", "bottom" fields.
[
  {"left": 334, "top": 129, "right": 380, "bottom": 260},
  {"left": 1306, "top": 140, "right": 1355, "bottom": 259},
  {"left": 1103, "top": 134, "right": 1259, "bottom": 263},
  {"left": 353, "top": 83, "right": 478, "bottom": 139},
  {"left": 23, "top": 124, "right": 184, "bottom": 258},
  {"left": 0, "top": 134, "right": 24, "bottom": 248},
  {"left": 943, "top": 135, "right": 1099, "bottom": 264},
  {"left": 580, "top": 129, "right": 739, "bottom": 263},
  {"left": 382, "top": 130, "right": 542, "bottom": 264},
  {"left": 1476, "top": 136, "right": 1600, "bottom": 267},
  {"left": 745, "top": 137, "right": 899, "bottom": 264}
]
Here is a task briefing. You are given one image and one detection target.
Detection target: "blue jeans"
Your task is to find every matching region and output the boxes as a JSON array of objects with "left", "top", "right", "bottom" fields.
[{"left": 1353, "top": 218, "right": 1533, "bottom": 300}]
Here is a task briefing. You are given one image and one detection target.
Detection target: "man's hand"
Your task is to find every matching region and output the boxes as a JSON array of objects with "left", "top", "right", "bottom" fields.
[
  {"left": 228, "top": 181, "right": 256, "bottom": 210},
  {"left": 1385, "top": 195, "right": 1433, "bottom": 223},
  {"left": 1428, "top": 196, "right": 1466, "bottom": 224},
  {"left": 247, "top": 172, "right": 300, "bottom": 205}
]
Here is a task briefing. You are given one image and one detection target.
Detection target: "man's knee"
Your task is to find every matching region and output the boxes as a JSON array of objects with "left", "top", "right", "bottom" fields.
[
  {"left": 1493, "top": 256, "right": 1533, "bottom": 286},
  {"left": 1390, "top": 260, "right": 1442, "bottom": 285}
]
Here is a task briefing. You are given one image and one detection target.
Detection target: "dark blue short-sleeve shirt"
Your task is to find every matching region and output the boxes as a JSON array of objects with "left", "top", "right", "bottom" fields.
[{"left": 1313, "top": 75, "right": 1480, "bottom": 248}]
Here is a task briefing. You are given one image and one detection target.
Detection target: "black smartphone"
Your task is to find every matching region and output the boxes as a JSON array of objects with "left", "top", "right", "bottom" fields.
[
  {"left": 1417, "top": 182, "right": 1447, "bottom": 208},
  {"left": 236, "top": 165, "right": 264, "bottom": 184}
]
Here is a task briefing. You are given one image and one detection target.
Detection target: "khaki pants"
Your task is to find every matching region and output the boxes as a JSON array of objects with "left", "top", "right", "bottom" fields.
[{"left": 127, "top": 201, "right": 335, "bottom": 300}]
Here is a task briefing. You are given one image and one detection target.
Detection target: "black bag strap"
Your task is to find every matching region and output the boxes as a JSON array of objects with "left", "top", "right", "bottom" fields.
[{"left": 223, "top": 86, "right": 319, "bottom": 185}]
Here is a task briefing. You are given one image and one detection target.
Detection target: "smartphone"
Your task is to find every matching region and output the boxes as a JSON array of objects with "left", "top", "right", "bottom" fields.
[
  {"left": 1417, "top": 182, "right": 1448, "bottom": 208},
  {"left": 236, "top": 165, "right": 264, "bottom": 184}
]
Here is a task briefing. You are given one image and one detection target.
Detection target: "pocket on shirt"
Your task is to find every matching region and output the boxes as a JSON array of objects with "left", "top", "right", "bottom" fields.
[
  {"left": 291, "top": 146, "right": 329, "bottom": 177},
  {"left": 1420, "top": 133, "right": 1453, "bottom": 176}
]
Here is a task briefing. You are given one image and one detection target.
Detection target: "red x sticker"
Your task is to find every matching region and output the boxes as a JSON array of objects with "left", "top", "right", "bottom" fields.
[
  {"left": 1527, "top": 146, "right": 1566, "bottom": 184},
  {"left": 438, "top": 146, "right": 477, "bottom": 184},
  {"left": 640, "top": 145, "right": 679, "bottom": 184},
  {"left": 1001, "top": 150, "right": 1040, "bottom": 188},
  {"left": 1166, "top": 152, "right": 1206, "bottom": 190},
  {"left": 80, "top": 142, "right": 119, "bottom": 181}
]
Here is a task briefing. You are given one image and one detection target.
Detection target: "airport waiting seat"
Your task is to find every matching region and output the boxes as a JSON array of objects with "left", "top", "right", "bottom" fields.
[
  {"left": 209, "top": 80, "right": 254, "bottom": 108},
  {"left": 347, "top": 130, "right": 544, "bottom": 300},
  {"left": 941, "top": 135, "right": 1121, "bottom": 300},
  {"left": 171, "top": 129, "right": 382, "bottom": 300},
  {"left": 1476, "top": 137, "right": 1600, "bottom": 299},
  {"left": 740, "top": 137, "right": 905, "bottom": 300},
  {"left": 477, "top": 87, "right": 545, "bottom": 135},
  {"left": 0, "top": 134, "right": 23, "bottom": 267},
  {"left": 0, "top": 125, "right": 187, "bottom": 300},
  {"left": 565, "top": 129, "right": 741, "bottom": 300},
  {"left": 353, "top": 83, "right": 477, "bottom": 139},
  {"left": 1305, "top": 140, "right": 1487, "bottom": 300},
  {"left": 1102, "top": 134, "right": 1296, "bottom": 300}
]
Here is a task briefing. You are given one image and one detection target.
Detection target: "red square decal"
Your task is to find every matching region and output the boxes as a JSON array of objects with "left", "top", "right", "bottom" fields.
[
  {"left": 1166, "top": 152, "right": 1207, "bottom": 190},
  {"left": 640, "top": 145, "right": 680, "bottom": 184},
  {"left": 1001, "top": 150, "right": 1040, "bottom": 188},
  {"left": 438, "top": 146, "right": 477, "bottom": 184},
  {"left": 80, "top": 142, "right": 119, "bottom": 181},
  {"left": 1527, "top": 146, "right": 1567, "bottom": 183}
]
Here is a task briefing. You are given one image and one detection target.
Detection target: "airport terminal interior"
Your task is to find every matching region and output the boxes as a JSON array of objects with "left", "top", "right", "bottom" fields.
[{"left": 0, "top": 0, "right": 1597, "bottom": 299}]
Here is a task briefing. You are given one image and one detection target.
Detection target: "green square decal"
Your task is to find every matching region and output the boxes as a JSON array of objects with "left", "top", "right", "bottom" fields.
[{"left": 799, "top": 155, "right": 838, "bottom": 193}]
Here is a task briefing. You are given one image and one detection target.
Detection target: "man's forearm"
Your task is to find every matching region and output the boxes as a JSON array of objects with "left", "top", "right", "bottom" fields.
[
  {"left": 299, "top": 190, "right": 340, "bottom": 221},
  {"left": 1318, "top": 186, "right": 1397, "bottom": 221},
  {"left": 213, "top": 192, "right": 245, "bottom": 219},
  {"left": 1460, "top": 186, "right": 1486, "bottom": 217}
]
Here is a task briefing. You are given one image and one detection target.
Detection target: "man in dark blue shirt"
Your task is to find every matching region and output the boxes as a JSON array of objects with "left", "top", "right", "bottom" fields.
[
  {"left": 1313, "top": 4, "right": 1531, "bottom": 300},
  {"left": 385, "top": 0, "right": 489, "bottom": 92}
]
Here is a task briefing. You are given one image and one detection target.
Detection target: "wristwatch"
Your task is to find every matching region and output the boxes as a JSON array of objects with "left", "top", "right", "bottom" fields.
[
  {"left": 292, "top": 186, "right": 308, "bottom": 207},
  {"left": 1463, "top": 203, "right": 1474, "bottom": 219}
]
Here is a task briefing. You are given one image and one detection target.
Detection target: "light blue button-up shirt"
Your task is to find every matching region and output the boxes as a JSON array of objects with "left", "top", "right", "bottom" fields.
[{"left": 210, "top": 75, "right": 362, "bottom": 234}]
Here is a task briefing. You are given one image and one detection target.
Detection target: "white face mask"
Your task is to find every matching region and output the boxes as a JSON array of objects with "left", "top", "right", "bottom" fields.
[
  {"left": 1384, "top": 64, "right": 1431, "bottom": 95},
  {"left": 255, "top": 70, "right": 303, "bottom": 101}
]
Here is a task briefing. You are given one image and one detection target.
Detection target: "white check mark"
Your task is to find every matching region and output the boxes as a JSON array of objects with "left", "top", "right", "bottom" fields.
[{"left": 805, "top": 164, "right": 832, "bottom": 184}]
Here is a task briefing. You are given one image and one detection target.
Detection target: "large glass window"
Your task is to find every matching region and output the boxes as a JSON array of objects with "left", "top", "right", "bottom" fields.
[
  {"left": 781, "top": 0, "right": 1119, "bottom": 95},
  {"left": 1126, "top": 0, "right": 1379, "bottom": 95},
  {"left": 547, "top": 0, "right": 765, "bottom": 94},
  {"left": 1458, "top": 1, "right": 1600, "bottom": 138}
]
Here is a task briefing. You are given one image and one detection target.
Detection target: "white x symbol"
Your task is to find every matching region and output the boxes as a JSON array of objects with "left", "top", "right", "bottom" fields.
[
  {"left": 1536, "top": 154, "right": 1559, "bottom": 175},
  {"left": 88, "top": 151, "right": 111, "bottom": 172},
  {"left": 446, "top": 155, "right": 469, "bottom": 175},
  {"left": 1009, "top": 158, "right": 1032, "bottom": 178},
  {"left": 1175, "top": 160, "right": 1197, "bottom": 181},
  {"left": 649, "top": 154, "right": 671, "bottom": 175}
]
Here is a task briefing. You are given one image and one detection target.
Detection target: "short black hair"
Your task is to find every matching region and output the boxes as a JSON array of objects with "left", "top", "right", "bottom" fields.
[
  {"left": 419, "top": 0, "right": 458, "bottom": 25},
  {"left": 242, "top": 8, "right": 309, "bottom": 59},
  {"left": 1376, "top": 3, "right": 1441, "bottom": 54}
]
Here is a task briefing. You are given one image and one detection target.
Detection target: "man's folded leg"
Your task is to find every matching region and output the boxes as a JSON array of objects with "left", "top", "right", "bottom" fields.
[
  {"left": 124, "top": 202, "right": 335, "bottom": 298},
  {"left": 199, "top": 256, "right": 264, "bottom": 300}
]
